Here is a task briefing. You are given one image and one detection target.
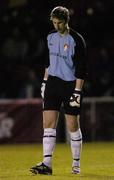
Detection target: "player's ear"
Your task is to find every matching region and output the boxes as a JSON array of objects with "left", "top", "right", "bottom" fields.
[{"left": 50, "top": 16, "right": 52, "bottom": 21}]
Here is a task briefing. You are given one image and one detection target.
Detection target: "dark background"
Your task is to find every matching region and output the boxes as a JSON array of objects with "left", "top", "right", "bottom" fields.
[
  {"left": 0, "top": 0, "right": 114, "bottom": 142},
  {"left": 0, "top": 0, "right": 114, "bottom": 99}
]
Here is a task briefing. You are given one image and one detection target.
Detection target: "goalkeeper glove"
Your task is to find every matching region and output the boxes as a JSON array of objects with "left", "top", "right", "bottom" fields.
[
  {"left": 69, "top": 89, "right": 81, "bottom": 107},
  {"left": 41, "top": 80, "right": 47, "bottom": 99}
]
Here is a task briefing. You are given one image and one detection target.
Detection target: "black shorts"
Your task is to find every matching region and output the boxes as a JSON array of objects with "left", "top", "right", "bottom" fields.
[{"left": 43, "top": 75, "right": 82, "bottom": 115}]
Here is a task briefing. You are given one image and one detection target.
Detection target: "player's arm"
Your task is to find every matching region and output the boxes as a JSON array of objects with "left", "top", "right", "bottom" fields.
[
  {"left": 75, "top": 78, "right": 84, "bottom": 90},
  {"left": 43, "top": 68, "right": 48, "bottom": 81},
  {"left": 41, "top": 68, "right": 48, "bottom": 99},
  {"left": 70, "top": 33, "right": 87, "bottom": 107},
  {"left": 41, "top": 34, "right": 50, "bottom": 98},
  {"left": 70, "top": 78, "right": 84, "bottom": 107}
]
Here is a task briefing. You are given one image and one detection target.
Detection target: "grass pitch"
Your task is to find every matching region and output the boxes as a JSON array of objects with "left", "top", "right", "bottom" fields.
[{"left": 0, "top": 142, "right": 114, "bottom": 180}]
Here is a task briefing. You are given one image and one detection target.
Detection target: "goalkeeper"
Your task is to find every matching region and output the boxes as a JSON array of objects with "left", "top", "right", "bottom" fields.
[{"left": 30, "top": 6, "right": 87, "bottom": 175}]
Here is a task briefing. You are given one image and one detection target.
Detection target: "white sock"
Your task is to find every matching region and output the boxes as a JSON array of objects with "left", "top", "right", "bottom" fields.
[
  {"left": 70, "top": 128, "right": 82, "bottom": 167},
  {"left": 43, "top": 128, "right": 56, "bottom": 167}
]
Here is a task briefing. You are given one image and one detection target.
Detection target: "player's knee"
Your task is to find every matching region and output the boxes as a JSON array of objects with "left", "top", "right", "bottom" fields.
[{"left": 43, "top": 119, "right": 56, "bottom": 129}]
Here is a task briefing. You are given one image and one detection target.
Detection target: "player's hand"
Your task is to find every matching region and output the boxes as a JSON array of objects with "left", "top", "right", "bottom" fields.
[
  {"left": 41, "top": 80, "right": 47, "bottom": 99},
  {"left": 69, "top": 89, "right": 81, "bottom": 107}
]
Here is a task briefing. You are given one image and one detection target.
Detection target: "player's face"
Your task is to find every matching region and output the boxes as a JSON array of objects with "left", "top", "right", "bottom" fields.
[{"left": 52, "top": 17, "right": 68, "bottom": 35}]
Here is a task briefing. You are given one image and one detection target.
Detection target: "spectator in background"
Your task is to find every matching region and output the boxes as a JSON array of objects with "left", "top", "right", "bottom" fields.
[{"left": 20, "top": 69, "right": 41, "bottom": 98}]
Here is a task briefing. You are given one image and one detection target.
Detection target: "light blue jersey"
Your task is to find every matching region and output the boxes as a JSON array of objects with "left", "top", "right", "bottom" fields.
[
  {"left": 47, "top": 31, "right": 76, "bottom": 81},
  {"left": 46, "top": 29, "right": 86, "bottom": 81}
]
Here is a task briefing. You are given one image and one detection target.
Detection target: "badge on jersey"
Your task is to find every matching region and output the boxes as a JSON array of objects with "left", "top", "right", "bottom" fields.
[{"left": 64, "top": 44, "right": 69, "bottom": 51}]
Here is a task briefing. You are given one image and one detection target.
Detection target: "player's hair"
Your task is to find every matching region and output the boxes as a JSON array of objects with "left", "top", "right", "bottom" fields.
[{"left": 50, "top": 6, "right": 70, "bottom": 22}]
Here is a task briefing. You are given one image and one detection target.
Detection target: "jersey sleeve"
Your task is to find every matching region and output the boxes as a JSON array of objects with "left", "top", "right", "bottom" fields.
[
  {"left": 73, "top": 33, "right": 87, "bottom": 80},
  {"left": 42, "top": 35, "right": 50, "bottom": 68}
]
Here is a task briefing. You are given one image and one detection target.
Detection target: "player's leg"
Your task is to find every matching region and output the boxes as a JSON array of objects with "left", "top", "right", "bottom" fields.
[
  {"left": 65, "top": 114, "right": 82, "bottom": 174},
  {"left": 42, "top": 76, "right": 62, "bottom": 169},
  {"left": 63, "top": 79, "right": 83, "bottom": 174},
  {"left": 30, "top": 110, "right": 59, "bottom": 175},
  {"left": 42, "top": 110, "right": 58, "bottom": 168},
  {"left": 30, "top": 76, "right": 62, "bottom": 175}
]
